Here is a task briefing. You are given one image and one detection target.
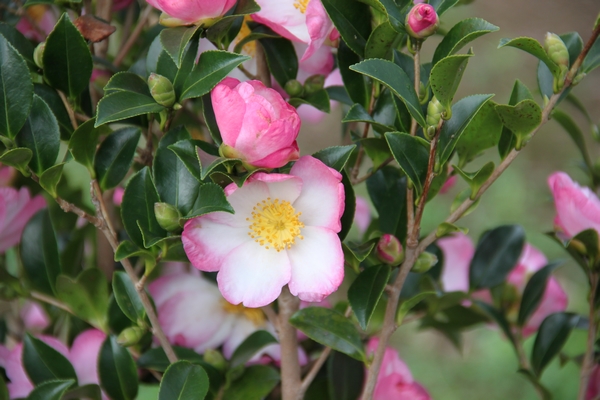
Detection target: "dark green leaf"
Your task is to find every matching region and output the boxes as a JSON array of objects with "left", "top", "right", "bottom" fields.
[
  {"left": 137, "top": 347, "right": 204, "bottom": 372},
  {"left": 552, "top": 109, "right": 592, "bottom": 170},
  {"left": 0, "top": 147, "right": 32, "bottom": 176},
  {"left": 337, "top": 41, "right": 369, "bottom": 107},
  {"left": 367, "top": 167, "right": 407, "bottom": 241},
  {"left": 327, "top": 351, "right": 364, "bottom": 400},
  {"left": 39, "top": 163, "right": 65, "bottom": 198},
  {"left": 430, "top": 54, "right": 472, "bottom": 111},
  {"left": 473, "top": 300, "right": 517, "bottom": 347},
  {"left": 495, "top": 99, "right": 542, "bottom": 149},
  {"left": 518, "top": 262, "right": 562, "bottom": 327},
  {"left": 169, "top": 139, "right": 203, "bottom": 181},
  {"left": 348, "top": 265, "right": 391, "bottom": 330},
  {"left": 34, "top": 84, "right": 73, "bottom": 141},
  {"left": 27, "top": 379, "right": 74, "bottom": 400},
  {"left": 95, "top": 91, "right": 164, "bottom": 126},
  {"left": 432, "top": 18, "right": 499, "bottom": 65},
  {"left": 288, "top": 89, "right": 331, "bottom": 113},
  {"left": 69, "top": 118, "right": 109, "bottom": 176},
  {"left": 396, "top": 291, "right": 437, "bottom": 324},
  {"left": 99, "top": 336, "right": 138, "bottom": 400},
  {"left": 343, "top": 239, "right": 378, "bottom": 263},
  {"left": 104, "top": 72, "right": 151, "bottom": 96},
  {"left": 385, "top": 132, "right": 429, "bottom": 195},
  {"left": 160, "top": 26, "right": 201, "bottom": 69},
  {"left": 43, "top": 13, "right": 92, "bottom": 98},
  {"left": 469, "top": 225, "right": 525, "bottom": 289},
  {"left": 326, "top": 86, "right": 352, "bottom": 106},
  {"left": 56, "top": 268, "right": 109, "bottom": 330},
  {"left": 312, "top": 145, "right": 356, "bottom": 172},
  {"left": 454, "top": 161, "right": 495, "bottom": 199},
  {"left": 455, "top": 101, "right": 503, "bottom": 167},
  {"left": 339, "top": 172, "right": 355, "bottom": 241},
  {"left": 112, "top": 271, "right": 146, "bottom": 325},
  {"left": 62, "top": 384, "right": 102, "bottom": 400},
  {"left": 430, "top": 0, "right": 459, "bottom": 15},
  {"left": 230, "top": 331, "right": 278, "bottom": 368},
  {"left": 158, "top": 361, "right": 209, "bottom": 400},
  {"left": 222, "top": 365, "right": 279, "bottom": 400},
  {"left": 95, "top": 127, "right": 141, "bottom": 191},
  {"left": 258, "top": 37, "right": 298, "bottom": 88},
  {"left": 531, "top": 312, "right": 579, "bottom": 376},
  {"left": 23, "top": 334, "right": 77, "bottom": 386},
  {"left": 290, "top": 307, "right": 365, "bottom": 361},
  {"left": 365, "top": 21, "right": 400, "bottom": 60},
  {"left": 498, "top": 37, "right": 560, "bottom": 76},
  {"left": 114, "top": 240, "right": 157, "bottom": 273},
  {"left": 321, "top": 0, "right": 371, "bottom": 56},
  {"left": 0, "top": 23, "right": 34, "bottom": 68},
  {"left": 361, "top": 138, "right": 393, "bottom": 169},
  {"left": 343, "top": 104, "right": 395, "bottom": 133},
  {"left": 184, "top": 183, "right": 234, "bottom": 219}
]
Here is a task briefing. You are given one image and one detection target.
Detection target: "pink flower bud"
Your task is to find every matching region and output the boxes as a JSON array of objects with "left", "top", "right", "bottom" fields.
[
  {"left": 406, "top": 4, "right": 439, "bottom": 39},
  {"left": 376, "top": 234, "right": 404, "bottom": 265},
  {"left": 145, "top": 0, "right": 237, "bottom": 27},
  {"left": 586, "top": 364, "right": 600, "bottom": 400},
  {"left": 211, "top": 78, "right": 301, "bottom": 169}
]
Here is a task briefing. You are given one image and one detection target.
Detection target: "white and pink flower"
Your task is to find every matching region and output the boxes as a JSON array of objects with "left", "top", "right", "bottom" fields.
[
  {"left": 437, "top": 232, "right": 474, "bottom": 293},
  {"left": 182, "top": 155, "right": 345, "bottom": 307},
  {"left": 0, "top": 187, "right": 46, "bottom": 254}
]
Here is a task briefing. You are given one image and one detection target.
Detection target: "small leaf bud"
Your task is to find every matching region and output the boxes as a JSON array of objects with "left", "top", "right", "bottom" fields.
[
  {"left": 412, "top": 251, "right": 438, "bottom": 273},
  {"left": 544, "top": 33, "right": 569, "bottom": 70},
  {"left": 33, "top": 42, "right": 45, "bottom": 69},
  {"left": 117, "top": 326, "right": 146, "bottom": 347},
  {"left": 425, "top": 96, "right": 444, "bottom": 138},
  {"left": 154, "top": 202, "right": 181, "bottom": 232},
  {"left": 406, "top": 4, "right": 439, "bottom": 40},
  {"left": 203, "top": 349, "right": 227, "bottom": 372},
  {"left": 284, "top": 79, "right": 304, "bottom": 97},
  {"left": 304, "top": 74, "right": 325, "bottom": 95},
  {"left": 376, "top": 234, "right": 404, "bottom": 265},
  {"left": 572, "top": 72, "right": 586, "bottom": 86},
  {"left": 148, "top": 73, "right": 176, "bottom": 108}
]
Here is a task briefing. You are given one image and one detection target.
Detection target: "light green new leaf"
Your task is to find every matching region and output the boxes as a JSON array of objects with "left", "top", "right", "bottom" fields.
[
  {"left": 0, "top": 147, "right": 32, "bottom": 176},
  {"left": 498, "top": 37, "right": 561, "bottom": 77},
  {"left": 39, "top": 163, "right": 65, "bottom": 198},
  {"left": 430, "top": 53, "right": 472, "bottom": 111},
  {"left": 453, "top": 162, "right": 495, "bottom": 200},
  {"left": 495, "top": 99, "right": 542, "bottom": 149}
]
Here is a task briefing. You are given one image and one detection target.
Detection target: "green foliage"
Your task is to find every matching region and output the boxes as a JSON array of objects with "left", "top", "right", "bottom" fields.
[
  {"left": 229, "top": 331, "right": 278, "bottom": 368},
  {"left": 322, "top": 0, "right": 372, "bottom": 56},
  {"left": 23, "top": 334, "right": 78, "bottom": 386},
  {"left": 385, "top": 132, "right": 430, "bottom": 195},
  {"left": 348, "top": 265, "right": 391, "bottom": 330},
  {"left": 99, "top": 336, "right": 139, "bottom": 400},
  {"left": 531, "top": 313, "right": 579, "bottom": 377},
  {"left": 158, "top": 361, "right": 209, "bottom": 400},
  {"left": 432, "top": 18, "right": 499, "bottom": 65}
]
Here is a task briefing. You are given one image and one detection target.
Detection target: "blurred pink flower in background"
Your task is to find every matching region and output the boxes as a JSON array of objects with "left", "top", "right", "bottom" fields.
[
  {"left": 354, "top": 196, "right": 371, "bottom": 235},
  {"left": 183, "top": 156, "right": 345, "bottom": 307},
  {"left": 69, "top": 329, "right": 107, "bottom": 392},
  {"left": 548, "top": 172, "right": 600, "bottom": 238},
  {"left": 146, "top": 0, "right": 237, "bottom": 27},
  {"left": 16, "top": 5, "right": 56, "bottom": 42},
  {"left": 0, "top": 164, "right": 15, "bottom": 187},
  {"left": 0, "top": 187, "right": 46, "bottom": 254},
  {"left": 437, "top": 232, "right": 474, "bottom": 292},
  {"left": 439, "top": 174, "right": 457, "bottom": 194},
  {"left": 586, "top": 364, "right": 600, "bottom": 400},
  {"left": 113, "top": 187, "right": 125, "bottom": 206},
  {"left": 366, "top": 338, "right": 431, "bottom": 400},
  {"left": 112, "top": 0, "right": 134, "bottom": 11},
  {"left": 20, "top": 302, "right": 50, "bottom": 332},
  {"left": 212, "top": 78, "right": 301, "bottom": 169}
]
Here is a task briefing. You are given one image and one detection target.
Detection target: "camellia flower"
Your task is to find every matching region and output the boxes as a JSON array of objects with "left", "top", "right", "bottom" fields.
[
  {"left": 16, "top": 5, "right": 56, "bottom": 43},
  {"left": 0, "top": 164, "right": 15, "bottom": 187},
  {"left": 183, "top": 155, "right": 345, "bottom": 307},
  {"left": 145, "top": 0, "right": 237, "bottom": 27},
  {"left": 366, "top": 338, "right": 431, "bottom": 400},
  {"left": 586, "top": 364, "right": 600, "bottom": 400},
  {"left": 548, "top": 172, "right": 600, "bottom": 238},
  {"left": 20, "top": 302, "right": 50, "bottom": 332},
  {"left": 437, "top": 232, "right": 474, "bottom": 292},
  {"left": 405, "top": 3, "right": 439, "bottom": 39},
  {"left": 0, "top": 187, "right": 46, "bottom": 254},
  {"left": 212, "top": 78, "right": 301, "bottom": 169},
  {"left": 354, "top": 196, "right": 371, "bottom": 235}
]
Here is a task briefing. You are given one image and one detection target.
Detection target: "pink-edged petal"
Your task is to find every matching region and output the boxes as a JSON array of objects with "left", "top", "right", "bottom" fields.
[
  {"left": 252, "top": 1, "right": 310, "bottom": 43},
  {"left": 287, "top": 226, "right": 343, "bottom": 302},
  {"left": 302, "top": 0, "right": 334, "bottom": 61},
  {"left": 252, "top": 143, "right": 300, "bottom": 169},
  {"left": 1, "top": 343, "right": 33, "bottom": 399},
  {"left": 437, "top": 233, "right": 474, "bottom": 292},
  {"left": 290, "top": 156, "right": 344, "bottom": 231},
  {"left": 217, "top": 241, "right": 291, "bottom": 307},
  {"left": 246, "top": 173, "right": 303, "bottom": 204},
  {"left": 69, "top": 329, "right": 106, "bottom": 385}
]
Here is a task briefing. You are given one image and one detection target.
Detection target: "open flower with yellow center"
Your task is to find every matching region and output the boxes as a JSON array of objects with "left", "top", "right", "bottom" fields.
[{"left": 182, "top": 155, "right": 345, "bottom": 307}]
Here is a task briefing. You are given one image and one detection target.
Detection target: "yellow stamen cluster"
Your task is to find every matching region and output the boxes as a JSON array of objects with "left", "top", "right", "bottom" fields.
[
  {"left": 247, "top": 197, "right": 304, "bottom": 252},
  {"left": 222, "top": 301, "right": 266, "bottom": 326},
  {"left": 233, "top": 16, "right": 256, "bottom": 57},
  {"left": 293, "top": 0, "right": 309, "bottom": 14}
]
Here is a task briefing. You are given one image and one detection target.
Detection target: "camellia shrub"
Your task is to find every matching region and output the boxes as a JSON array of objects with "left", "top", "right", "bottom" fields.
[{"left": 0, "top": 0, "right": 599, "bottom": 399}]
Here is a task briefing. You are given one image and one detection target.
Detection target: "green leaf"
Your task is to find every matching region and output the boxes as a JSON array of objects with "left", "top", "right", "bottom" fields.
[
  {"left": 0, "top": 22, "right": 35, "bottom": 69},
  {"left": 343, "top": 104, "right": 395, "bottom": 133},
  {"left": 27, "top": 380, "right": 75, "bottom": 400},
  {"left": 337, "top": 41, "right": 369, "bottom": 108},
  {"left": 552, "top": 109, "right": 593, "bottom": 171},
  {"left": 321, "top": 0, "right": 372, "bottom": 56},
  {"left": 572, "top": 229, "right": 600, "bottom": 266},
  {"left": 180, "top": 51, "right": 250, "bottom": 101},
  {"left": 99, "top": 336, "right": 138, "bottom": 400},
  {"left": 104, "top": 72, "right": 151, "bottom": 96},
  {"left": 69, "top": 118, "right": 108, "bottom": 176},
  {"left": 350, "top": 59, "right": 426, "bottom": 127},
  {"left": 339, "top": 172, "right": 355, "bottom": 241},
  {"left": 114, "top": 240, "right": 157, "bottom": 273},
  {"left": 495, "top": 99, "right": 542, "bottom": 150},
  {"left": 0, "top": 147, "right": 32, "bottom": 176},
  {"left": 453, "top": 161, "right": 495, "bottom": 200},
  {"left": 365, "top": 21, "right": 400, "bottom": 60},
  {"left": 23, "top": 334, "right": 78, "bottom": 386},
  {"left": 230, "top": 331, "right": 278, "bottom": 369},
  {"left": 343, "top": 239, "right": 378, "bottom": 263},
  {"left": 0, "top": 33, "right": 33, "bottom": 139},
  {"left": 436, "top": 94, "right": 494, "bottom": 167},
  {"left": 469, "top": 225, "right": 525, "bottom": 289},
  {"left": 112, "top": 271, "right": 146, "bottom": 325},
  {"left": 62, "top": 384, "right": 102, "bottom": 400},
  {"left": 0, "top": 375, "right": 7, "bottom": 400},
  {"left": 396, "top": 291, "right": 437, "bottom": 324},
  {"left": 455, "top": 101, "right": 503, "bottom": 167},
  {"left": 518, "top": 262, "right": 562, "bottom": 327},
  {"left": 184, "top": 183, "right": 234, "bottom": 219},
  {"left": 531, "top": 312, "right": 579, "bottom": 376},
  {"left": 56, "top": 268, "right": 109, "bottom": 330},
  {"left": 222, "top": 365, "right": 279, "bottom": 400},
  {"left": 201, "top": 94, "right": 222, "bottom": 145},
  {"left": 498, "top": 36, "right": 561, "bottom": 77},
  {"left": 258, "top": 37, "right": 298, "bottom": 89},
  {"left": 432, "top": 18, "right": 499, "bottom": 65},
  {"left": 16, "top": 94, "right": 60, "bottom": 175},
  {"left": 158, "top": 361, "right": 209, "bottom": 400},
  {"left": 94, "top": 127, "right": 141, "bottom": 191},
  {"left": 21, "top": 210, "right": 61, "bottom": 295},
  {"left": 367, "top": 167, "right": 407, "bottom": 241},
  {"left": 430, "top": 54, "right": 472, "bottom": 112},
  {"left": 137, "top": 347, "right": 204, "bottom": 372},
  {"left": 95, "top": 91, "right": 165, "bottom": 126},
  {"left": 582, "top": 35, "right": 600, "bottom": 73},
  {"left": 312, "top": 145, "right": 356, "bottom": 172},
  {"left": 290, "top": 307, "right": 365, "bottom": 361},
  {"left": 430, "top": 0, "right": 459, "bottom": 16},
  {"left": 39, "top": 163, "right": 65, "bottom": 198},
  {"left": 472, "top": 300, "right": 517, "bottom": 347},
  {"left": 361, "top": 138, "right": 393, "bottom": 169},
  {"left": 43, "top": 13, "right": 92, "bottom": 98},
  {"left": 385, "top": 132, "right": 430, "bottom": 195},
  {"left": 168, "top": 139, "right": 203, "bottom": 181},
  {"left": 288, "top": 89, "right": 331, "bottom": 113},
  {"left": 121, "top": 167, "right": 167, "bottom": 248},
  {"left": 160, "top": 26, "right": 201, "bottom": 69},
  {"left": 327, "top": 351, "right": 365, "bottom": 400},
  {"left": 348, "top": 265, "right": 391, "bottom": 330},
  {"left": 34, "top": 84, "right": 74, "bottom": 141}
]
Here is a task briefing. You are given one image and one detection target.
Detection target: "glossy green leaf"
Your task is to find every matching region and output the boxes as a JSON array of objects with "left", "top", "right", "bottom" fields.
[
  {"left": 339, "top": 172, "right": 356, "bottom": 241},
  {"left": 158, "top": 361, "right": 209, "bottom": 400},
  {"left": 23, "top": 334, "right": 77, "bottom": 386},
  {"left": 361, "top": 138, "right": 393, "bottom": 169},
  {"left": 455, "top": 101, "right": 503, "bottom": 167},
  {"left": 473, "top": 300, "right": 516, "bottom": 347},
  {"left": 0, "top": 22, "right": 34, "bottom": 68},
  {"left": 531, "top": 312, "right": 579, "bottom": 376},
  {"left": 454, "top": 161, "right": 494, "bottom": 200},
  {"left": 288, "top": 89, "right": 331, "bottom": 113},
  {"left": 230, "top": 331, "right": 278, "bottom": 368},
  {"left": 321, "top": 0, "right": 371, "bottom": 56},
  {"left": 343, "top": 104, "right": 395, "bottom": 133},
  {"left": 114, "top": 240, "right": 157, "bottom": 272},
  {"left": 430, "top": 0, "right": 459, "bottom": 15},
  {"left": 365, "top": 21, "right": 399, "bottom": 60},
  {"left": 337, "top": 41, "right": 369, "bottom": 108},
  {"left": 518, "top": 262, "right": 562, "bottom": 327},
  {"left": 33, "top": 84, "right": 74, "bottom": 141},
  {"left": 39, "top": 163, "right": 65, "bottom": 198},
  {"left": 95, "top": 127, "right": 141, "bottom": 191},
  {"left": 0, "top": 33, "right": 32, "bottom": 138},
  {"left": 430, "top": 54, "right": 472, "bottom": 111},
  {"left": 396, "top": 291, "right": 437, "bottom": 324},
  {"left": 351, "top": 59, "right": 426, "bottom": 127},
  {"left": 27, "top": 379, "right": 74, "bottom": 400},
  {"left": 290, "top": 307, "right": 365, "bottom": 361},
  {"left": 56, "top": 268, "right": 109, "bottom": 330},
  {"left": 343, "top": 240, "right": 378, "bottom": 269},
  {"left": 222, "top": 365, "right": 279, "bottom": 400},
  {"left": 367, "top": 167, "right": 407, "bottom": 241},
  {"left": 180, "top": 51, "right": 250, "bottom": 101},
  {"left": 104, "top": 72, "right": 151, "bottom": 95},
  {"left": 572, "top": 229, "right": 600, "bottom": 266},
  {"left": 121, "top": 167, "right": 167, "bottom": 248},
  {"left": 498, "top": 37, "right": 560, "bottom": 77},
  {"left": 0, "top": 147, "right": 32, "bottom": 176},
  {"left": 69, "top": 118, "right": 108, "bottom": 176},
  {"left": 62, "top": 384, "right": 102, "bottom": 400},
  {"left": 112, "top": 271, "right": 146, "bottom": 325},
  {"left": 160, "top": 26, "right": 201, "bottom": 69},
  {"left": 499, "top": 80, "right": 534, "bottom": 158},
  {"left": 99, "top": 336, "right": 138, "bottom": 400},
  {"left": 385, "top": 132, "right": 430, "bottom": 195},
  {"left": 436, "top": 94, "right": 494, "bottom": 167},
  {"left": 21, "top": 210, "right": 61, "bottom": 295},
  {"left": 16, "top": 94, "right": 60, "bottom": 175},
  {"left": 184, "top": 183, "right": 234, "bottom": 219},
  {"left": 42, "top": 13, "right": 92, "bottom": 98},
  {"left": 348, "top": 265, "right": 391, "bottom": 330},
  {"left": 495, "top": 99, "right": 542, "bottom": 149},
  {"left": 432, "top": 18, "right": 499, "bottom": 65},
  {"left": 469, "top": 225, "right": 525, "bottom": 289},
  {"left": 0, "top": 374, "right": 7, "bottom": 400},
  {"left": 169, "top": 139, "right": 203, "bottom": 181},
  {"left": 137, "top": 347, "right": 204, "bottom": 372},
  {"left": 259, "top": 37, "right": 298, "bottom": 88},
  {"left": 582, "top": 35, "right": 600, "bottom": 73},
  {"left": 327, "top": 351, "right": 364, "bottom": 400},
  {"left": 95, "top": 91, "right": 164, "bottom": 126},
  {"left": 552, "top": 109, "right": 592, "bottom": 170},
  {"left": 312, "top": 145, "right": 356, "bottom": 172}
]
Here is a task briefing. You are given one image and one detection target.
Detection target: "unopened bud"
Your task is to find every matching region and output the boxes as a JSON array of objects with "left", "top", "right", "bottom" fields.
[
  {"left": 376, "top": 234, "right": 404, "bottom": 265},
  {"left": 572, "top": 72, "right": 586, "bottom": 86},
  {"left": 284, "top": 79, "right": 304, "bottom": 97},
  {"left": 544, "top": 33, "right": 569, "bottom": 70},
  {"left": 148, "top": 73, "right": 176, "bottom": 108},
  {"left": 425, "top": 96, "right": 444, "bottom": 138},
  {"left": 154, "top": 202, "right": 181, "bottom": 232},
  {"left": 406, "top": 4, "right": 439, "bottom": 40},
  {"left": 117, "top": 326, "right": 145, "bottom": 347},
  {"left": 203, "top": 349, "right": 227, "bottom": 372},
  {"left": 33, "top": 42, "right": 45, "bottom": 69},
  {"left": 304, "top": 75, "right": 325, "bottom": 95},
  {"left": 412, "top": 251, "right": 438, "bottom": 273}
]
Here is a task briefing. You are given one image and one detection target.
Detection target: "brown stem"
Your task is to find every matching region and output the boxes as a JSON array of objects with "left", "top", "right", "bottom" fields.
[
  {"left": 114, "top": 5, "right": 153, "bottom": 67},
  {"left": 350, "top": 85, "right": 378, "bottom": 182},
  {"left": 57, "top": 90, "right": 79, "bottom": 130},
  {"left": 579, "top": 273, "right": 599, "bottom": 400},
  {"left": 566, "top": 23, "right": 600, "bottom": 85},
  {"left": 278, "top": 287, "right": 301, "bottom": 400},
  {"left": 515, "top": 328, "right": 549, "bottom": 400},
  {"left": 30, "top": 291, "right": 73, "bottom": 314},
  {"left": 55, "top": 197, "right": 100, "bottom": 226},
  {"left": 413, "top": 122, "right": 442, "bottom": 232},
  {"left": 237, "top": 64, "right": 258, "bottom": 81}
]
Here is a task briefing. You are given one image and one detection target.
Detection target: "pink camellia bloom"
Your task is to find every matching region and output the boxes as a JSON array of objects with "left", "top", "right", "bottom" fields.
[
  {"left": 439, "top": 174, "right": 457, "bottom": 194},
  {"left": 405, "top": 3, "right": 439, "bottom": 39},
  {"left": 113, "top": 0, "right": 134, "bottom": 11},
  {"left": 183, "top": 155, "right": 345, "bottom": 307},
  {"left": 354, "top": 196, "right": 371, "bottom": 235},
  {"left": 366, "top": 338, "right": 431, "bottom": 400},
  {"left": 20, "top": 302, "right": 50, "bottom": 332},
  {"left": 0, "top": 164, "right": 15, "bottom": 187},
  {"left": 547, "top": 172, "right": 600, "bottom": 238},
  {"left": 145, "top": 0, "right": 237, "bottom": 27},
  {"left": 437, "top": 232, "right": 474, "bottom": 293},
  {"left": 69, "top": 329, "right": 107, "bottom": 389},
  {"left": 586, "top": 364, "right": 600, "bottom": 400},
  {"left": 16, "top": 5, "right": 56, "bottom": 42},
  {"left": 212, "top": 77, "right": 301, "bottom": 169},
  {"left": 0, "top": 187, "right": 46, "bottom": 254}
]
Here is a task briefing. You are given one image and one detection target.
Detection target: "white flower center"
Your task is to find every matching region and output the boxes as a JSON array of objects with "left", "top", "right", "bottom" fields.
[
  {"left": 247, "top": 197, "right": 304, "bottom": 251},
  {"left": 293, "top": 0, "right": 309, "bottom": 14}
]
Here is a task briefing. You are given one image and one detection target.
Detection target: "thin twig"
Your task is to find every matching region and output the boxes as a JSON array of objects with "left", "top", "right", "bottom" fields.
[
  {"left": 352, "top": 157, "right": 394, "bottom": 185},
  {"left": 30, "top": 291, "right": 73, "bottom": 314},
  {"left": 114, "top": 5, "right": 153, "bottom": 67},
  {"left": 578, "top": 273, "right": 598, "bottom": 400},
  {"left": 57, "top": 90, "right": 78, "bottom": 131}
]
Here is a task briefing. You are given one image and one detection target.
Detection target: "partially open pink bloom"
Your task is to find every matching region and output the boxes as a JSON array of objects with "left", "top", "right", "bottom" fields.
[
  {"left": 212, "top": 78, "right": 301, "bottom": 169},
  {"left": 183, "top": 156, "right": 345, "bottom": 307},
  {"left": 586, "top": 364, "right": 600, "bottom": 400},
  {"left": 0, "top": 188, "right": 46, "bottom": 254},
  {"left": 405, "top": 3, "right": 439, "bottom": 39},
  {"left": 548, "top": 172, "right": 600, "bottom": 238},
  {"left": 354, "top": 196, "right": 371, "bottom": 235},
  {"left": 69, "top": 329, "right": 106, "bottom": 387},
  {"left": 20, "top": 302, "right": 50, "bottom": 332},
  {"left": 145, "top": 0, "right": 237, "bottom": 27},
  {"left": 366, "top": 338, "right": 431, "bottom": 400},
  {"left": 376, "top": 234, "right": 404, "bottom": 265},
  {"left": 16, "top": 5, "right": 56, "bottom": 42},
  {"left": 437, "top": 232, "right": 474, "bottom": 292}
]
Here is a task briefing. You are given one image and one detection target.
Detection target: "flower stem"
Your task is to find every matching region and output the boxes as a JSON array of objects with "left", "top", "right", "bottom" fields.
[
  {"left": 278, "top": 286, "right": 302, "bottom": 400},
  {"left": 578, "top": 273, "right": 599, "bottom": 400}
]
